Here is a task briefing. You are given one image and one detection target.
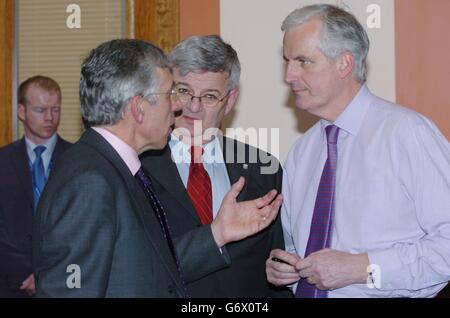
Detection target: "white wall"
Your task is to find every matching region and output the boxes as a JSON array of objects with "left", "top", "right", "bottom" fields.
[{"left": 220, "top": 0, "right": 395, "bottom": 163}]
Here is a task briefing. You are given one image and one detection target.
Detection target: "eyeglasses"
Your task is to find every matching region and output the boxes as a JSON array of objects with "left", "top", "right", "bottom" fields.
[
  {"left": 145, "top": 88, "right": 179, "bottom": 101},
  {"left": 174, "top": 86, "right": 230, "bottom": 108}
]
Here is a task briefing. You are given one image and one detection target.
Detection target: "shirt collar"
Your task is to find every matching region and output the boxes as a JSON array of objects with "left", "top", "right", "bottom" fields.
[
  {"left": 320, "top": 85, "right": 373, "bottom": 136},
  {"left": 25, "top": 133, "right": 58, "bottom": 162},
  {"left": 92, "top": 127, "right": 141, "bottom": 175}
]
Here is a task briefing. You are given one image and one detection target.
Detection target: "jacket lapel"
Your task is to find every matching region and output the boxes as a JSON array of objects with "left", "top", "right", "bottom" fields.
[
  {"left": 80, "top": 129, "right": 185, "bottom": 293},
  {"left": 11, "top": 138, "right": 34, "bottom": 205},
  {"left": 52, "top": 135, "right": 68, "bottom": 161},
  {"left": 143, "top": 136, "right": 252, "bottom": 215},
  {"left": 142, "top": 146, "right": 200, "bottom": 223}
]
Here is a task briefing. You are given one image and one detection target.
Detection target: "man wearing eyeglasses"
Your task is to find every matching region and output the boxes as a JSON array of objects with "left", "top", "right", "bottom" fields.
[
  {"left": 141, "top": 35, "right": 292, "bottom": 298},
  {"left": 33, "top": 39, "right": 282, "bottom": 297},
  {"left": 0, "top": 75, "right": 72, "bottom": 297}
]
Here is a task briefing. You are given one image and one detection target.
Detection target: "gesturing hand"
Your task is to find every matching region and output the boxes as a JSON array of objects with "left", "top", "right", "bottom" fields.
[{"left": 211, "top": 177, "right": 283, "bottom": 247}]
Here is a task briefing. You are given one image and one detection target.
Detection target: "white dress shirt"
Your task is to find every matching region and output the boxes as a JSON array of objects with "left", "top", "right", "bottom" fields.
[
  {"left": 25, "top": 133, "right": 57, "bottom": 177},
  {"left": 282, "top": 85, "right": 450, "bottom": 297},
  {"left": 169, "top": 133, "right": 231, "bottom": 217}
]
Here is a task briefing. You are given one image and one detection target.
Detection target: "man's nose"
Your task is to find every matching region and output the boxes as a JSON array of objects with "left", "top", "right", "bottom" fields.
[
  {"left": 284, "top": 61, "right": 299, "bottom": 84},
  {"left": 186, "top": 96, "right": 202, "bottom": 112},
  {"left": 44, "top": 109, "right": 53, "bottom": 121}
]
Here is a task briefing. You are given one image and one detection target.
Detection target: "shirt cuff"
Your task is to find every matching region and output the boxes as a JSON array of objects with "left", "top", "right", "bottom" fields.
[{"left": 367, "top": 248, "right": 404, "bottom": 291}]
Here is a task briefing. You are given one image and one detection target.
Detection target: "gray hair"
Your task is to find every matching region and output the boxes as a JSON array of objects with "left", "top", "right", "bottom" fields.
[
  {"left": 169, "top": 35, "right": 241, "bottom": 90},
  {"left": 80, "top": 39, "right": 169, "bottom": 127},
  {"left": 282, "top": 4, "right": 369, "bottom": 83}
]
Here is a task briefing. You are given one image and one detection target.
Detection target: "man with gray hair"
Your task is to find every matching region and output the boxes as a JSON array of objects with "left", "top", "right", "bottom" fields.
[
  {"left": 141, "top": 35, "right": 291, "bottom": 297},
  {"left": 33, "top": 39, "right": 282, "bottom": 297},
  {"left": 266, "top": 4, "right": 450, "bottom": 297}
]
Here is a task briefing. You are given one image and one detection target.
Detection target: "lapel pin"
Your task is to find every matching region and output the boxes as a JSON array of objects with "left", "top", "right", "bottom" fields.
[{"left": 243, "top": 164, "right": 248, "bottom": 170}]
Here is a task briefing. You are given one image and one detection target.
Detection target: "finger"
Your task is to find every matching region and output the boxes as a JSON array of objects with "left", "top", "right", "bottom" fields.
[
  {"left": 269, "top": 258, "right": 299, "bottom": 273},
  {"left": 295, "top": 258, "right": 312, "bottom": 271},
  {"left": 270, "top": 248, "right": 286, "bottom": 258},
  {"left": 271, "top": 248, "right": 302, "bottom": 265},
  {"left": 272, "top": 266, "right": 299, "bottom": 279},
  {"left": 259, "top": 194, "right": 282, "bottom": 222},
  {"left": 267, "top": 194, "right": 283, "bottom": 215},
  {"left": 253, "top": 189, "right": 278, "bottom": 209},
  {"left": 226, "top": 176, "right": 245, "bottom": 200},
  {"left": 267, "top": 266, "right": 301, "bottom": 286},
  {"left": 298, "top": 268, "right": 314, "bottom": 278},
  {"left": 272, "top": 268, "right": 302, "bottom": 279},
  {"left": 268, "top": 275, "right": 300, "bottom": 287}
]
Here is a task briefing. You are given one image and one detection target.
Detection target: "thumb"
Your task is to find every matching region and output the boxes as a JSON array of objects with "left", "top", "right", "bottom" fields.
[{"left": 225, "top": 176, "right": 245, "bottom": 201}]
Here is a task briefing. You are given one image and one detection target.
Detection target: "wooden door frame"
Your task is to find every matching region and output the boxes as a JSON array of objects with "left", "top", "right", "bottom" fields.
[
  {"left": 0, "top": 0, "right": 13, "bottom": 146},
  {"left": 126, "top": 0, "right": 180, "bottom": 53}
]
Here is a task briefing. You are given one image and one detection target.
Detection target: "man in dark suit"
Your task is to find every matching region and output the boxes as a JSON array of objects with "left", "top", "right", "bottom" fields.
[
  {"left": 141, "top": 35, "right": 292, "bottom": 297},
  {"left": 0, "top": 75, "right": 71, "bottom": 297},
  {"left": 33, "top": 39, "right": 282, "bottom": 297}
]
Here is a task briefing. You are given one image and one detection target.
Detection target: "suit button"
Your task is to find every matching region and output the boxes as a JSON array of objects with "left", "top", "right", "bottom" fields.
[
  {"left": 27, "top": 234, "right": 32, "bottom": 241},
  {"left": 167, "top": 284, "right": 175, "bottom": 294}
]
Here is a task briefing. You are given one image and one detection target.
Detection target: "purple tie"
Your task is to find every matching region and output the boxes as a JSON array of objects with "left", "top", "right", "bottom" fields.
[{"left": 295, "top": 125, "right": 339, "bottom": 298}]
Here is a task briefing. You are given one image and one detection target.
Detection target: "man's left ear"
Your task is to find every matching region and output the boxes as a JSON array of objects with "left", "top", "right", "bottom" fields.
[
  {"left": 128, "top": 95, "right": 145, "bottom": 124},
  {"left": 224, "top": 88, "right": 239, "bottom": 115},
  {"left": 18, "top": 104, "right": 26, "bottom": 122},
  {"left": 337, "top": 52, "right": 354, "bottom": 79}
]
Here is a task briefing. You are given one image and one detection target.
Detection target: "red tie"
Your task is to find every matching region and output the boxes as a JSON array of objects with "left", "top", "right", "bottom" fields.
[{"left": 187, "top": 146, "right": 213, "bottom": 225}]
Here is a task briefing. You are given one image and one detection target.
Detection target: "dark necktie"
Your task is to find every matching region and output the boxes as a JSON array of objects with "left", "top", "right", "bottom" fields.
[
  {"left": 32, "top": 145, "right": 47, "bottom": 213},
  {"left": 134, "top": 166, "right": 187, "bottom": 295},
  {"left": 295, "top": 125, "right": 340, "bottom": 298},
  {"left": 187, "top": 146, "right": 213, "bottom": 225}
]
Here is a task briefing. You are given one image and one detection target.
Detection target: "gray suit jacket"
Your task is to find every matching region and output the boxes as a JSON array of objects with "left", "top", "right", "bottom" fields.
[
  {"left": 141, "top": 136, "right": 292, "bottom": 297},
  {"left": 33, "top": 129, "right": 227, "bottom": 297}
]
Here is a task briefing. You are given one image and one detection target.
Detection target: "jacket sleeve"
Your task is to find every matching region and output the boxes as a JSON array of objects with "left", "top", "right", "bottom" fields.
[
  {"left": 174, "top": 225, "right": 230, "bottom": 283},
  {"left": 33, "top": 171, "right": 116, "bottom": 297}
]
